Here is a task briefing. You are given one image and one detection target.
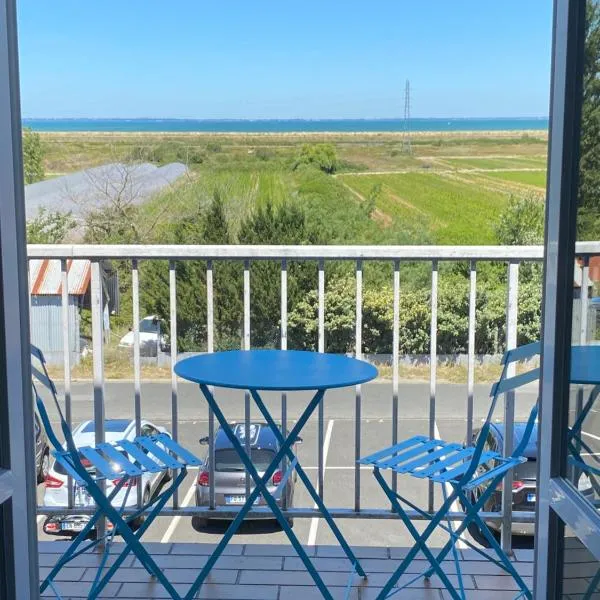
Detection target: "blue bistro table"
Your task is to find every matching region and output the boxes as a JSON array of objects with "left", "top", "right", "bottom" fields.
[{"left": 174, "top": 349, "right": 378, "bottom": 600}]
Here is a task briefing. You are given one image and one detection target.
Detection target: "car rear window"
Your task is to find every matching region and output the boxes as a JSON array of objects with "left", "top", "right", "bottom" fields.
[
  {"left": 81, "top": 419, "right": 131, "bottom": 434},
  {"left": 215, "top": 448, "right": 275, "bottom": 472}
]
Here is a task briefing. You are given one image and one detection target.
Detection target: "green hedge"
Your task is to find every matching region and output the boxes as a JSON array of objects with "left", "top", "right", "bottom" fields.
[{"left": 288, "top": 276, "right": 541, "bottom": 355}]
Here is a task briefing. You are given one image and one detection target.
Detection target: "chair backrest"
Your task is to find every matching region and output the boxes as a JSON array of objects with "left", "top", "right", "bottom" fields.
[
  {"left": 463, "top": 341, "right": 540, "bottom": 484},
  {"left": 30, "top": 345, "right": 81, "bottom": 466}
]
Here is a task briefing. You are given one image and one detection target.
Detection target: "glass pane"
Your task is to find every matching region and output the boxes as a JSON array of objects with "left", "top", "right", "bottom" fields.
[
  {"left": 564, "top": 0, "right": 600, "bottom": 511},
  {"left": 562, "top": 528, "right": 600, "bottom": 598}
]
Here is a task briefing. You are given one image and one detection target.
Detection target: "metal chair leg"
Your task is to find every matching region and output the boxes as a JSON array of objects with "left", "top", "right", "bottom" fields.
[{"left": 373, "top": 468, "right": 463, "bottom": 600}]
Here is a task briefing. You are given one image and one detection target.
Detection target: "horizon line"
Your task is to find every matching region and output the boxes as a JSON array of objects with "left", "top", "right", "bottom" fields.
[{"left": 22, "top": 115, "right": 550, "bottom": 122}]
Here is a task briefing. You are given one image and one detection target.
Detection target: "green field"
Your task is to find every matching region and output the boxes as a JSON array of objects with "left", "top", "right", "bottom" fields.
[
  {"left": 338, "top": 172, "right": 510, "bottom": 243},
  {"left": 479, "top": 169, "right": 547, "bottom": 188},
  {"left": 436, "top": 156, "right": 547, "bottom": 170},
  {"left": 35, "top": 131, "right": 550, "bottom": 247}
]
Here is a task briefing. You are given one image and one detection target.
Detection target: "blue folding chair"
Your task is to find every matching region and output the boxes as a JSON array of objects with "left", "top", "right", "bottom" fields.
[
  {"left": 359, "top": 341, "right": 541, "bottom": 600},
  {"left": 567, "top": 384, "right": 600, "bottom": 498},
  {"left": 32, "top": 345, "right": 200, "bottom": 600}
]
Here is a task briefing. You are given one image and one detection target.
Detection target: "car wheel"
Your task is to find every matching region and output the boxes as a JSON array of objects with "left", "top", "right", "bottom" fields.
[
  {"left": 192, "top": 516, "right": 208, "bottom": 531},
  {"left": 38, "top": 451, "right": 49, "bottom": 484},
  {"left": 134, "top": 488, "right": 151, "bottom": 529},
  {"left": 285, "top": 517, "right": 294, "bottom": 529}
]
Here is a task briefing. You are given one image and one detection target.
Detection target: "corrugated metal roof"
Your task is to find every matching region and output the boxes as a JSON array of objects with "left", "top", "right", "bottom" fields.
[{"left": 29, "top": 259, "right": 91, "bottom": 296}]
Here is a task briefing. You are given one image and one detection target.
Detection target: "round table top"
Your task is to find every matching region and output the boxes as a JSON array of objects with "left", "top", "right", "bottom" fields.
[
  {"left": 571, "top": 345, "right": 600, "bottom": 385},
  {"left": 174, "top": 349, "right": 378, "bottom": 391}
]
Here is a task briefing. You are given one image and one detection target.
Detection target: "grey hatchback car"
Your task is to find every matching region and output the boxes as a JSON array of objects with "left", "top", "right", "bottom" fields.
[{"left": 194, "top": 423, "right": 300, "bottom": 528}]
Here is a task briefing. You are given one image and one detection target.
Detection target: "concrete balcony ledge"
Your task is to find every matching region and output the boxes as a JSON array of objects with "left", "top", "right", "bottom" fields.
[{"left": 39, "top": 541, "right": 534, "bottom": 599}]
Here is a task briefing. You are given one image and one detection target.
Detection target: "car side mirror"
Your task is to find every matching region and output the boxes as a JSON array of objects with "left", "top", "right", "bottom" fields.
[{"left": 199, "top": 436, "right": 210, "bottom": 445}]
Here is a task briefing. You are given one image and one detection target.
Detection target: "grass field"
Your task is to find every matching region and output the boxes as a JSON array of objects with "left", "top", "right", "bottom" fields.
[
  {"left": 35, "top": 130, "right": 549, "bottom": 246},
  {"left": 433, "top": 156, "right": 547, "bottom": 170},
  {"left": 338, "top": 172, "right": 509, "bottom": 243},
  {"left": 478, "top": 169, "right": 547, "bottom": 188}
]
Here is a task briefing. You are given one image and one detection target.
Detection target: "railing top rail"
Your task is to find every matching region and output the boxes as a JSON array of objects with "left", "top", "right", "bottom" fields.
[{"left": 25, "top": 241, "right": 600, "bottom": 261}]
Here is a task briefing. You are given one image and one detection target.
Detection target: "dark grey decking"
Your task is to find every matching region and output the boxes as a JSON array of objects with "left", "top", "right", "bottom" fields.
[{"left": 39, "top": 541, "right": 534, "bottom": 599}]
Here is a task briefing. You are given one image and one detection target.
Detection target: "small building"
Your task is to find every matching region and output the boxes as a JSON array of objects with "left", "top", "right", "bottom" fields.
[{"left": 28, "top": 259, "right": 91, "bottom": 365}]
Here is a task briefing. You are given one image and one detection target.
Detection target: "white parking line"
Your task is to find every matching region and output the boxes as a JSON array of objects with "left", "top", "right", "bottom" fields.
[
  {"left": 307, "top": 419, "right": 334, "bottom": 546},
  {"left": 582, "top": 430, "right": 600, "bottom": 442},
  {"left": 434, "top": 422, "right": 467, "bottom": 549},
  {"left": 160, "top": 478, "right": 197, "bottom": 544}
]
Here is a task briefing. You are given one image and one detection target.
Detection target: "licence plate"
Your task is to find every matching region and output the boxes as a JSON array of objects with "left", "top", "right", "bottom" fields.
[
  {"left": 225, "top": 495, "right": 260, "bottom": 505},
  {"left": 61, "top": 522, "right": 85, "bottom": 532},
  {"left": 225, "top": 495, "right": 246, "bottom": 505},
  {"left": 527, "top": 493, "right": 536, "bottom": 503}
]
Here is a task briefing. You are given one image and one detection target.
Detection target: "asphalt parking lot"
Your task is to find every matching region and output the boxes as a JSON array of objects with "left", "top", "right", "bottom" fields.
[{"left": 36, "top": 379, "right": 593, "bottom": 551}]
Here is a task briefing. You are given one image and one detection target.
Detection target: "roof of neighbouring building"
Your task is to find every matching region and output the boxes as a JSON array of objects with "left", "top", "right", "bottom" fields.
[
  {"left": 25, "top": 162, "right": 188, "bottom": 221},
  {"left": 29, "top": 259, "right": 91, "bottom": 296}
]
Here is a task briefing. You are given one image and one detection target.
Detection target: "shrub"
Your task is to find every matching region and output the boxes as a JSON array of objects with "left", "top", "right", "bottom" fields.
[
  {"left": 23, "top": 128, "right": 44, "bottom": 183},
  {"left": 293, "top": 143, "right": 338, "bottom": 174},
  {"left": 206, "top": 141, "right": 222, "bottom": 153}
]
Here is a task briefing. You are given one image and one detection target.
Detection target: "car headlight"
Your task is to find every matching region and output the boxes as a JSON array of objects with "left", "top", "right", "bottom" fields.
[{"left": 578, "top": 473, "right": 593, "bottom": 492}]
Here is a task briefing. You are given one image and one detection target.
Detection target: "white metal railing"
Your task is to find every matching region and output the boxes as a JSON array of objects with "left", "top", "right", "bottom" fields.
[{"left": 29, "top": 242, "right": 600, "bottom": 551}]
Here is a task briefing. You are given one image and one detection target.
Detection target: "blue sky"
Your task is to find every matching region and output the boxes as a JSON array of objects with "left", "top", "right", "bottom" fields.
[{"left": 17, "top": 1, "right": 553, "bottom": 119}]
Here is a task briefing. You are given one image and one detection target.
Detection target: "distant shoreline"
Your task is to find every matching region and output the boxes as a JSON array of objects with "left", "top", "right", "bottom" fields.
[
  {"left": 23, "top": 117, "right": 549, "bottom": 135},
  {"left": 34, "top": 129, "right": 548, "bottom": 139}
]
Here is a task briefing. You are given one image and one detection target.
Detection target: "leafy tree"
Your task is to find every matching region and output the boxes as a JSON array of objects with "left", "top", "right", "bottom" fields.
[
  {"left": 494, "top": 194, "right": 545, "bottom": 246},
  {"left": 141, "top": 192, "right": 243, "bottom": 351},
  {"left": 238, "top": 200, "right": 322, "bottom": 347},
  {"left": 578, "top": 0, "right": 600, "bottom": 239},
  {"left": 23, "top": 127, "right": 44, "bottom": 184},
  {"left": 293, "top": 143, "right": 338, "bottom": 174},
  {"left": 26, "top": 208, "right": 76, "bottom": 243}
]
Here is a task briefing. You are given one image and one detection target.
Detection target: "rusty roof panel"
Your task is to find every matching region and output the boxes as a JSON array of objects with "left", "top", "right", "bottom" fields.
[{"left": 29, "top": 259, "right": 91, "bottom": 296}]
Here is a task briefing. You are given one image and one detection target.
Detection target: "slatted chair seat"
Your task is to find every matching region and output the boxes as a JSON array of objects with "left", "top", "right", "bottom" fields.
[
  {"left": 360, "top": 341, "right": 541, "bottom": 600},
  {"left": 359, "top": 436, "right": 526, "bottom": 489},
  {"left": 53, "top": 433, "right": 201, "bottom": 484}
]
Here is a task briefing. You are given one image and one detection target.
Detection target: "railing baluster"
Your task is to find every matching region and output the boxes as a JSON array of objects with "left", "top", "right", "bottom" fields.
[
  {"left": 206, "top": 260, "right": 215, "bottom": 510},
  {"left": 90, "top": 261, "right": 106, "bottom": 541},
  {"left": 392, "top": 260, "right": 400, "bottom": 496},
  {"left": 61, "top": 259, "right": 73, "bottom": 508},
  {"left": 281, "top": 259, "right": 288, "bottom": 510},
  {"left": 502, "top": 260, "right": 519, "bottom": 554},
  {"left": 429, "top": 260, "right": 438, "bottom": 514},
  {"left": 355, "top": 259, "right": 362, "bottom": 512},
  {"left": 318, "top": 259, "right": 325, "bottom": 501},
  {"left": 467, "top": 260, "right": 477, "bottom": 444},
  {"left": 132, "top": 259, "right": 142, "bottom": 507},
  {"left": 169, "top": 261, "right": 179, "bottom": 508},
  {"left": 244, "top": 260, "right": 251, "bottom": 498}
]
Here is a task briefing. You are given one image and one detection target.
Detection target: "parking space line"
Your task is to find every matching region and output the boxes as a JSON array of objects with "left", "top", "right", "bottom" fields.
[
  {"left": 307, "top": 419, "right": 334, "bottom": 546},
  {"left": 160, "top": 478, "right": 197, "bottom": 544},
  {"left": 434, "top": 422, "right": 467, "bottom": 549},
  {"left": 582, "top": 430, "right": 600, "bottom": 442}
]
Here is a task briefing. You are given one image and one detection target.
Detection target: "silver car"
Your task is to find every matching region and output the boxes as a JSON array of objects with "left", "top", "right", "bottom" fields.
[{"left": 193, "top": 423, "right": 300, "bottom": 529}]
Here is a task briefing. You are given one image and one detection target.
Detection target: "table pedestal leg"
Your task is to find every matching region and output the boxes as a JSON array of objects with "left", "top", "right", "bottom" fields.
[
  {"left": 250, "top": 389, "right": 366, "bottom": 578},
  {"left": 185, "top": 386, "right": 334, "bottom": 600}
]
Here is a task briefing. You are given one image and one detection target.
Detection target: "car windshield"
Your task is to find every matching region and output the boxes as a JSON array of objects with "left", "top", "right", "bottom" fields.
[
  {"left": 139, "top": 319, "right": 159, "bottom": 333},
  {"left": 215, "top": 448, "right": 275, "bottom": 472}
]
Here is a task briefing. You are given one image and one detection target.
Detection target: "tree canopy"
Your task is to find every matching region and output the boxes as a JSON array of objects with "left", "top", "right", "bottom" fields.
[{"left": 578, "top": 0, "right": 600, "bottom": 239}]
